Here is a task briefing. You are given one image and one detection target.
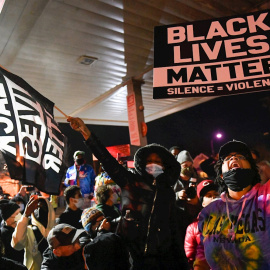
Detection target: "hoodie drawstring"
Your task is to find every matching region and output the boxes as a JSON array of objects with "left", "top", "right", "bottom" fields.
[{"left": 225, "top": 195, "right": 247, "bottom": 241}]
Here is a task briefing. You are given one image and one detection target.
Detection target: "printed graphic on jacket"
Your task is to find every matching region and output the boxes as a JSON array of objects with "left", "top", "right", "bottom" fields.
[{"left": 198, "top": 181, "right": 270, "bottom": 270}]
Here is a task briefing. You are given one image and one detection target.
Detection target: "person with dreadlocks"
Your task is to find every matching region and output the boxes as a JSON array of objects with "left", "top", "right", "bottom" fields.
[{"left": 194, "top": 140, "right": 269, "bottom": 270}]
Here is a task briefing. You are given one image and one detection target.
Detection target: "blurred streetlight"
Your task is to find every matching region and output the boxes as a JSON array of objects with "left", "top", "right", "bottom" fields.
[{"left": 211, "top": 132, "right": 223, "bottom": 156}]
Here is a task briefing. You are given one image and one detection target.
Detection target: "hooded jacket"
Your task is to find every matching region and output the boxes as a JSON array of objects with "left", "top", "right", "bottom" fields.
[
  {"left": 196, "top": 180, "right": 270, "bottom": 270},
  {"left": 11, "top": 197, "right": 55, "bottom": 270},
  {"left": 85, "top": 133, "right": 188, "bottom": 270},
  {"left": 0, "top": 224, "right": 24, "bottom": 264}
]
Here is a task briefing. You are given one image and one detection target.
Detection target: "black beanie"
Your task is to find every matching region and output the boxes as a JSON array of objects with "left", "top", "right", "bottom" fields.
[{"left": 0, "top": 201, "right": 20, "bottom": 221}]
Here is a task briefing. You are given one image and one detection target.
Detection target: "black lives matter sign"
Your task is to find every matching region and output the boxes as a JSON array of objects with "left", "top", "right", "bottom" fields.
[{"left": 153, "top": 10, "right": 270, "bottom": 98}]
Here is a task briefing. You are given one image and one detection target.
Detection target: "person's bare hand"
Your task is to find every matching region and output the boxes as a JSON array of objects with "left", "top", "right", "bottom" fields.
[
  {"left": 99, "top": 218, "right": 111, "bottom": 231},
  {"left": 67, "top": 117, "right": 91, "bottom": 140},
  {"left": 24, "top": 196, "right": 39, "bottom": 217},
  {"left": 19, "top": 186, "right": 27, "bottom": 197},
  {"left": 187, "top": 196, "right": 199, "bottom": 205},
  {"left": 178, "top": 189, "right": 187, "bottom": 200}
]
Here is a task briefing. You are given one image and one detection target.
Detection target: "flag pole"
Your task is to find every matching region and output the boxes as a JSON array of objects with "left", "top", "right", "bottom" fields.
[
  {"left": 54, "top": 105, "right": 87, "bottom": 136},
  {"left": 54, "top": 105, "right": 68, "bottom": 118}
]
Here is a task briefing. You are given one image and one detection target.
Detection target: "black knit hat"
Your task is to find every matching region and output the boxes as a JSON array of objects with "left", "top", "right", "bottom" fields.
[{"left": 0, "top": 200, "right": 20, "bottom": 221}]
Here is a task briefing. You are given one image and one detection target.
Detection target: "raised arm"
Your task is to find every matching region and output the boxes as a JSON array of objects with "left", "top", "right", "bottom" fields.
[
  {"left": 67, "top": 117, "right": 134, "bottom": 188},
  {"left": 67, "top": 116, "right": 91, "bottom": 140},
  {"left": 12, "top": 196, "right": 39, "bottom": 250}
]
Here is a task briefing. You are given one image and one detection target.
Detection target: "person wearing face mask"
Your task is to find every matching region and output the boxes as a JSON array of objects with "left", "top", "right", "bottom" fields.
[
  {"left": 11, "top": 196, "right": 55, "bottom": 270},
  {"left": 0, "top": 200, "right": 25, "bottom": 264},
  {"left": 94, "top": 164, "right": 122, "bottom": 210},
  {"left": 67, "top": 117, "right": 189, "bottom": 270},
  {"left": 11, "top": 195, "right": 27, "bottom": 214},
  {"left": 174, "top": 150, "right": 202, "bottom": 245},
  {"left": 194, "top": 140, "right": 268, "bottom": 270},
  {"left": 64, "top": 151, "right": 96, "bottom": 209},
  {"left": 81, "top": 208, "right": 130, "bottom": 269},
  {"left": 174, "top": 150, "right": 201, "bottom": 211},
  {"left": 174, "top": 150, "right": 200, "bottom": 198},
  {"left": 95, "top": 185, "right": 121, "bottom": 232},
  {"left": 56, "top": 185, "right": 84, "bottom": 229}
]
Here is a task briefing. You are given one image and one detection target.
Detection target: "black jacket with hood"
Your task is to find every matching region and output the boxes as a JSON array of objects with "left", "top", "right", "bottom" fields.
[
  {"left": 0, "top": 225, "right": 24, "bottom": 264},
  {"left": 85, "top": 133, "right": 188, "bottom": 270}
]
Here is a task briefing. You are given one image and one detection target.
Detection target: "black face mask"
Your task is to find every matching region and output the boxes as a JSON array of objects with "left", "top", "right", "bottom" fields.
[
  {"left": 76, "top": 158, "right": 84, "bottom": 165},
  {"left": 181, "top": 167, "right": 194, "bottom": 178},
  {"left": 223, "top": 168, "right": 255, "bottom": 192}
]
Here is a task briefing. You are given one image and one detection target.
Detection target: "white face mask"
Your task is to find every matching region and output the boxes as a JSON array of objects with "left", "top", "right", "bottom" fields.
[
  {"left": 14, "top": 213, "right": 22, "bottom": 222},
  {"left": 145, "top": 163, "right": 164, "bottom": 178},
  {"left": 74, "top": 198, "right": 84, "bottom": 209}
]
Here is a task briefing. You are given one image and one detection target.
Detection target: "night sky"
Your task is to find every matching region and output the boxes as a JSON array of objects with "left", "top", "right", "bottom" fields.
[{"left": 60, "top": 90, "right": 270, "bottom": 167}]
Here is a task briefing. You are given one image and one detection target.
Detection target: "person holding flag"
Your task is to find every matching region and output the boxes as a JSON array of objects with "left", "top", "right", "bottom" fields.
[{"left": 67, "top": 116, "right": 189, "bottom": 270}]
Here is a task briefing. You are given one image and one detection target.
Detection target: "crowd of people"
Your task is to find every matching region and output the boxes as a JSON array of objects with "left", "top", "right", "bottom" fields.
[{"left": 0, "top": 116, "right": 270, "bottom": 269}]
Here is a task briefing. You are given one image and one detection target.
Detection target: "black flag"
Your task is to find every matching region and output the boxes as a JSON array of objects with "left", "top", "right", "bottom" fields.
[{"left": 0, "top": 66, "right": 66, "bottom": 194}]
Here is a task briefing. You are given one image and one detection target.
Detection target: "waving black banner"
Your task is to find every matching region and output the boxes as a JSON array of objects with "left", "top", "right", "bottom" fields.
[{"left": 0, "top": 66, "right": 66, "bottom": 194}]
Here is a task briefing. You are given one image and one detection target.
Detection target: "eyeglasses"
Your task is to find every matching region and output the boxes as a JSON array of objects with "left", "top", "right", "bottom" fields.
[{"left": 223, "top": 154, "right": 246, "bottom": 162}]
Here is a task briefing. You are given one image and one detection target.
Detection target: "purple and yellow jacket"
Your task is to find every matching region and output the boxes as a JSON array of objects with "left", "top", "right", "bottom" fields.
[{"left": 196, "top": 180, "right": 270, "bottom": 269}]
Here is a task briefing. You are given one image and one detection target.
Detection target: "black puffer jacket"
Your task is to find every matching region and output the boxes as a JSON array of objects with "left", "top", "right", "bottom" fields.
[{"left": 86, "top": 134, "right": 188, "bottom": 270}]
